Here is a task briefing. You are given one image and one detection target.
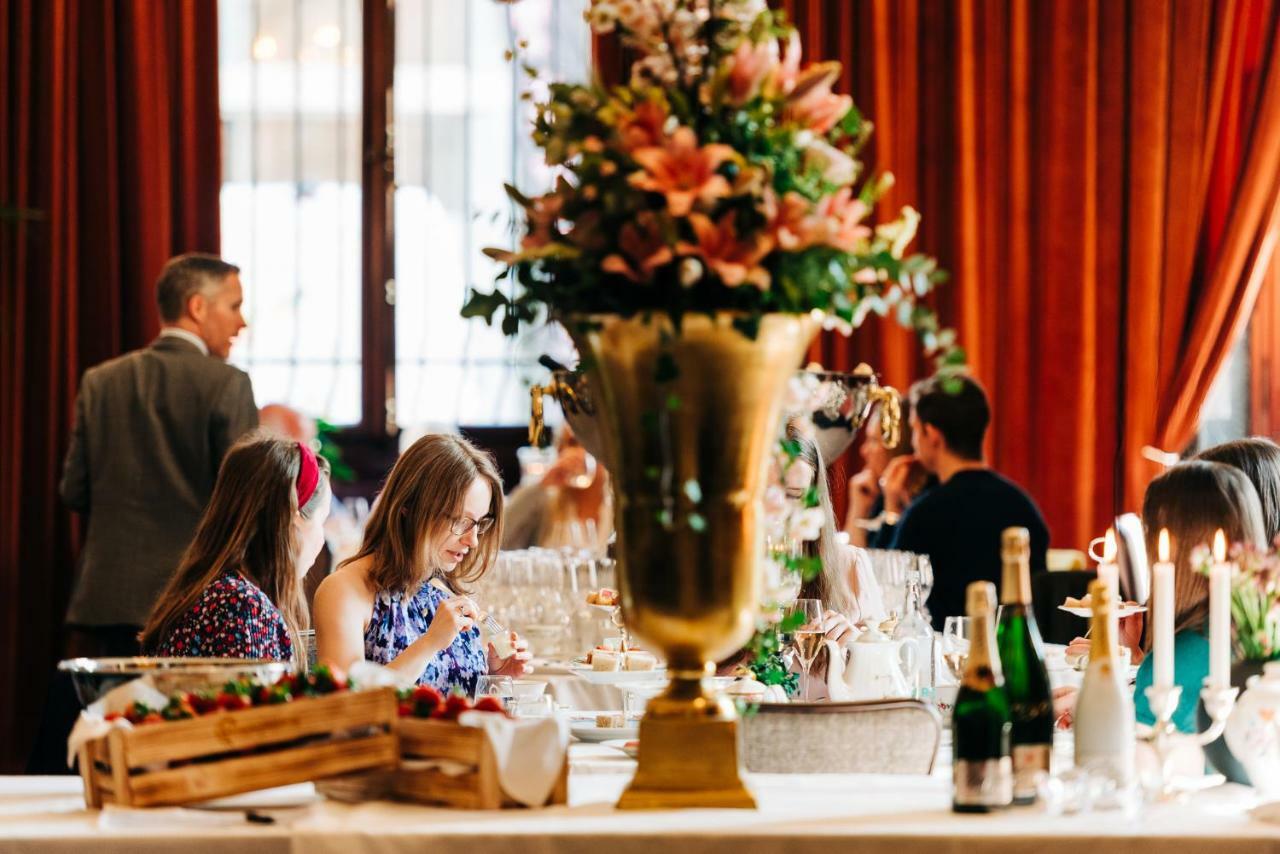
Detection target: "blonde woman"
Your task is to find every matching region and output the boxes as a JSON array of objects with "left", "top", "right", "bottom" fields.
[
  {"left": 785, "top": 421, "right": 886, "bottom": 629},
  {"left": 314, "top": 434, "right": 530, "bottom": 695}
]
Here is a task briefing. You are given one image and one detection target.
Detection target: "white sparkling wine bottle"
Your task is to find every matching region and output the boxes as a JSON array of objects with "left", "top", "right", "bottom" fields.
[{"left": 1073, "top": 579, "right": 1135, "bottom": 786}]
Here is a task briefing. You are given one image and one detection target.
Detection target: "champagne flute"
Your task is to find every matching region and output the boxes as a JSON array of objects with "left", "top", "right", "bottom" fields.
[
  {"left": 788, "top": 598, "right": 825, "bottom": 701},
  {"left": 942, "top": 616, "right": 972, "bottom": 681}
]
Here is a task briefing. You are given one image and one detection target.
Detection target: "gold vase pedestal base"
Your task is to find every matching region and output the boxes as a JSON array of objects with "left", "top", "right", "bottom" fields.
[{"left": 616, "top": 709, "right": 756, "bottom": 809}]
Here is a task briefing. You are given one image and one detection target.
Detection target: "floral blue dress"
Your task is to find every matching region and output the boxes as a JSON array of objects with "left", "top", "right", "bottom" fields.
[
  {"left": 364, "top": 578, "right": 488, "bottom": 695},
  {"left": 154, "top": 569, "right": 293, "bottom": 661}
]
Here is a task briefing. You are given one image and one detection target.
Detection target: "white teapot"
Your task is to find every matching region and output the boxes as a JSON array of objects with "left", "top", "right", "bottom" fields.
[
  {"left": 1224, "top": 661, "right": 1280, "bottom": 795},
  {"left": 827, "top": 626, "right": 916, "bottom": 701}
]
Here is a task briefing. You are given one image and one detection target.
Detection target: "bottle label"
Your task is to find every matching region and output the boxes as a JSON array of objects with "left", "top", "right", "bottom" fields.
[
  {"left": 1011, "top": 744, "right": 1051, "bottom": 801},
  {"left": 953, "top": 757, "right": 1013, "bottom": 807}
]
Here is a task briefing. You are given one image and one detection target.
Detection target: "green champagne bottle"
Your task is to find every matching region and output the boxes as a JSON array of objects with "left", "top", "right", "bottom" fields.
[
  {"left": 952, "top": 581, "right": 1012, "bottom": 813},
  {"left": 996, "top": 527, "right": 1054, "bottom": 805}
]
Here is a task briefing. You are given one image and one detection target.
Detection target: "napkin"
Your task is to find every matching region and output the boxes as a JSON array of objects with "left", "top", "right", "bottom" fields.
[
  {"left": 66, "top": 676, "right": 169, "bottom": 768},
  {"left": 457, "top": 710, "right": 569, "bottom": 807}
]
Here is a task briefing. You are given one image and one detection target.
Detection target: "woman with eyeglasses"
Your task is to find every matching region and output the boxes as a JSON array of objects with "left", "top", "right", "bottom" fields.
[{"left": 313, "top": 434, "right": 530, "bottom": 694}]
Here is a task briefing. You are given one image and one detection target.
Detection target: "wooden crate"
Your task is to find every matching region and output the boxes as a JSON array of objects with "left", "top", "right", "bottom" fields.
[
  {"left": 390, "top": 717, "right": 568, "bottom": 809},
  {"left": 78, "top": 687, "right": 399, "bottom": 808}
]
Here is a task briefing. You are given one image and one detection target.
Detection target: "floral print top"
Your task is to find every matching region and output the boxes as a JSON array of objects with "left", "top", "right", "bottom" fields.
[
  {"left": 364, "top": 577, "right": 488, "bottom": 696},
  {"left": 154, "top": 569, "right": 293, "bottom": 661}
]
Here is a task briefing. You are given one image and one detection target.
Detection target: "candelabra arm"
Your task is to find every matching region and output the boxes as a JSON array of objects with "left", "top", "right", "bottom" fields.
[{"left": 1196, "top": 681, "right": 1240, "bottom": 748}]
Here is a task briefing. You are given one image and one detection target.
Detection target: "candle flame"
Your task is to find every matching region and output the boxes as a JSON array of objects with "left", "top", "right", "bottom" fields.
[
  {"left": 1104, "top": 528, "right": 1117, "bottom": 562},
  {"left": 1213, "top": 529, "right": 1226, "bottom": 562},
  {"left": 1158, "top": 528, "right": 1170, "bottom": 563}
]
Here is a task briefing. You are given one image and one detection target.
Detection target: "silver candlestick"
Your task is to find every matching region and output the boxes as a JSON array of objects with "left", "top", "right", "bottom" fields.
[{"left": 1141, "top": 679, "right": 1239, "bottom": 800}]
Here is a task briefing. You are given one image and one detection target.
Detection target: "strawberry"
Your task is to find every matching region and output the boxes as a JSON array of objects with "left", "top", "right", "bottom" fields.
[
  {"left": 397, "top": 701, "right": 414, "bottom": 718},
  {"left": 257, "top": 684, "right": 292, "bottom": 705},
  {"left": 190, "top": 692, "right": 220, "bottom": 715},
  {"left": 472, "top": 696, "right": 508, "bottom": 716},
  {"left": 410, "top": 684, "right": 443, "bottom": 718},
  {"left": 103, "top": 712, "right": 123, "bottom": 723},
  {"left": 217, "top": 691, "right": 252, "bottom": 712},
  {"left": 439, "top": 693, "right": 471, "bottom": 721},
  {"left": 161, "top": 694, "right": 197, "bottom": 721},
  {"left": 140, "top": 712, "right": 164, "bottom": 725}
]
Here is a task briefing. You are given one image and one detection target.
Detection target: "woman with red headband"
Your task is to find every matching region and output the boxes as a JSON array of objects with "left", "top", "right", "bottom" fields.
[{"left": 141, "top": 433, "right": 331, "bottom": 667}]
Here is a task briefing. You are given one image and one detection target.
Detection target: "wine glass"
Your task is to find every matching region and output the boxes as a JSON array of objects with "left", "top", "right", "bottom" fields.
[
  {"left": 473, "top": 675, "right": 515, "bottom": 709},
  {"left": 787, "top": 598, "right": 825, "bottom": 701},
  {"left": 942, "top": 616, "right": 972, "bottom": 681}
]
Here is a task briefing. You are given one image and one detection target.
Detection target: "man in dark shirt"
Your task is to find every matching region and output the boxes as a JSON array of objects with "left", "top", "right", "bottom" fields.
[{"left": 885, "top": 374, "right": 1049, "bottom": 630}]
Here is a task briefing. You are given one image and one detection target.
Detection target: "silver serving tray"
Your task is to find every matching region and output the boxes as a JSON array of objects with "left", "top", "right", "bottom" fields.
[{"left": 58, "top": 657, "right": 292, "bottom": 707}]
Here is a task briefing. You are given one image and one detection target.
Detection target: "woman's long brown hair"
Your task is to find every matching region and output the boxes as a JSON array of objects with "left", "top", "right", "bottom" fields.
[
  {"left": 1141, "top": 460, "right": 1266, "bottom": 645},
  {"left": 343, "top": 434, "right": 504, "bottom": 596},
  {"left": 788, "top": 422, "right": 856, "bottom": 618},
  {"left": 140, "top": 433, "right": 329, "bottom": 666}
]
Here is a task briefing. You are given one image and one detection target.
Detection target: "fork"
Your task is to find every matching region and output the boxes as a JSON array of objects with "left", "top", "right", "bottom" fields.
[{"left": 428, "top": 577, "right": 506, "bottom": 635}]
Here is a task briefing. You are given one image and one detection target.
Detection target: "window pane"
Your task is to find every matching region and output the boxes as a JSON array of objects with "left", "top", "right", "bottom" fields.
[
  {"left": 220, "top": 0, "right": 363, "bottom": 425},
  {"left": 393, "top": 0, "right": 588, "bottom": 428}
]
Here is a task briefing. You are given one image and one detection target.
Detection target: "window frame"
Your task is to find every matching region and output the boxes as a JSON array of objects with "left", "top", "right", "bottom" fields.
[{"left": 357, "top": 0, "right": 396, "bottom": 440}]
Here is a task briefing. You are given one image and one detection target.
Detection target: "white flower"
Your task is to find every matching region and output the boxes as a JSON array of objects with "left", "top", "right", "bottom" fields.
[
  {"left": 588, "top": 2, "right": 618, "bottom": 33},
  {"left": 792, "top": 507, "right": 825, "bottom": 542},
  {"left": 803, "top": 139, "right": 858, "bottom": 187},
  {"left": 760, "top": 556, "right": 802, "bottom": 612},
  {"left": 782, "top": 372, "right": 822, "bottom": 413},
  {"left": 679, "top": 257, "right": 703, "bottom": 287}
]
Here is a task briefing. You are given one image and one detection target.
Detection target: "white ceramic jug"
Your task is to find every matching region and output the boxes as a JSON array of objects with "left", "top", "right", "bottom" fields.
[{"left": 828, "top": 626, "right": 915, "bottom": 701}]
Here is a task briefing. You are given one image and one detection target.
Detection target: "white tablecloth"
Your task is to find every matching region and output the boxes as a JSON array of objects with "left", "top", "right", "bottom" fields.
[
  {"left": 1, "top": 745, "right": 1276, "bottom": 854},
  {"left": 532, "top": 661, "right": 625, "bottom": 712}
]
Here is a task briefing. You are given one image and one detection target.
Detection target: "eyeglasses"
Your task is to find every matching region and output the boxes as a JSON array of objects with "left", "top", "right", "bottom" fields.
[{"left": 449, "top": 515, "right": 495, "bottom": 537}]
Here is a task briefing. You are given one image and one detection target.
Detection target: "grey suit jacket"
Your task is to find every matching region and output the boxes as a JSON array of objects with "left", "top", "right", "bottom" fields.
[{"left": 60, "top": 336, "right": 258, "bottom": 626}]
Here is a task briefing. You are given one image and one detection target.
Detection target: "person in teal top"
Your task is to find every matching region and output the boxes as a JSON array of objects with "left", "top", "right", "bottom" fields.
[
  {"left": 1132, "top": 629, "right": 1210, "bottom": 734},
  {"left": 1055, "top": 461, "right": 1265, "bottom": 733},
  {"left": 1133, "top": 462, "right": 1266, "bottom": 732}
]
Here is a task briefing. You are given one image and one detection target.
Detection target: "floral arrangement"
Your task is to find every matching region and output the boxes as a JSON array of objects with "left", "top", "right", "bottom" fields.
[
  {"left": 463, "top": 0, "right": 955, "bottom": 360},
  {"left": 1193, "top": 542, "right": 1280, "bottom": 662}
]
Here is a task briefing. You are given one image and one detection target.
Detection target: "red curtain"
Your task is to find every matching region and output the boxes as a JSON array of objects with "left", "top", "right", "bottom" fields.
[
  {"left": 0, "top": 0, "right": 221, "bottom": 771},
  {"left": 768, "top": 0, "right": 1280, "bottom": 548}
]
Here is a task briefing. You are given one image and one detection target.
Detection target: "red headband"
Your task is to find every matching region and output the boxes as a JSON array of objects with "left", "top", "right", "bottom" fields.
[{"left": 296, "top": 442, "right": 320, "bottom": 509}]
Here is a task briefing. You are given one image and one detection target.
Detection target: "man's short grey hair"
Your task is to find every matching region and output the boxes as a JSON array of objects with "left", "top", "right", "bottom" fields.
[{"left": 155, "top": 253, "right": 240, "bottom": 322}]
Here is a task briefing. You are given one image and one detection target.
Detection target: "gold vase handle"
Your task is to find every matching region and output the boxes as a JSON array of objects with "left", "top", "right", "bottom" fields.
[
  {"left": 529, "top": 384, "right": 549, "bottom": 447},
  {"left": 870, "top": 385, "right": 902, "bottom": 450}
]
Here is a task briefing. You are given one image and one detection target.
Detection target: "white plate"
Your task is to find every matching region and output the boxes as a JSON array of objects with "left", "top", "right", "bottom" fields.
[
  {"left": 601, "top": 738, "right": 640, "bottom": 759},
  {"left": 1058, "top": 604, "right": 1147, "bottom": 618},
  {"left": 569, "top": 663, "right": 666, "bottom": 685},
  {"left": 568, "top": 713, "right": 640, "bottom": 743},
  {"left": 190, "top": 783, "right": 321, "bottom": 811}
]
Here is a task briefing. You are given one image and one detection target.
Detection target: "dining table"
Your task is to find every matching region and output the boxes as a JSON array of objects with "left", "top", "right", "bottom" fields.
[{"left": 2, "top": 732, "right": 1277, "bottom": 854}]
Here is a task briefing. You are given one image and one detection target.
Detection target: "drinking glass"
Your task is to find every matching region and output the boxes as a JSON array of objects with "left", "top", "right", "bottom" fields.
[
  {"left": 787, "top": 598, "right": 825, "bottom": 701},
  {"left": 942, "top": 616, "right": 973, "bottom": 681},
  {"left": 473, "top": 675, "right": 515, "bottom": 708}
]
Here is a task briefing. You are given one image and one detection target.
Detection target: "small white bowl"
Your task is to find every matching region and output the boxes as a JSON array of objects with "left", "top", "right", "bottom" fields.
[{"left": 511, "top": 679, "right": 548, "bottom": 701}]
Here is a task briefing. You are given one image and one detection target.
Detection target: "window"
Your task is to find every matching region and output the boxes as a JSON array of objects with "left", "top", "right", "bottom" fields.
[
  {"left": 219, "top": 0, "right": 587, "bottom": 430},
  {"left": 1198, "top": 331, "right": 1251, "bottom": 449},
  {"left": 220, "top": 0, "right": 364, "bottom": 425}
]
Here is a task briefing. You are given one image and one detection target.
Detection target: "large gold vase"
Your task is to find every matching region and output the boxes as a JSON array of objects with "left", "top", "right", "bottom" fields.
[{"left": 569, "top": 311, "right": 818, "bottom": 809}]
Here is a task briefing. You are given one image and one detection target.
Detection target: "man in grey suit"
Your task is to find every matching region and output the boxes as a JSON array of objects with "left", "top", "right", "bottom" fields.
[{"left": 60, "top": 253, "right": 258, "bottom": 656}]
